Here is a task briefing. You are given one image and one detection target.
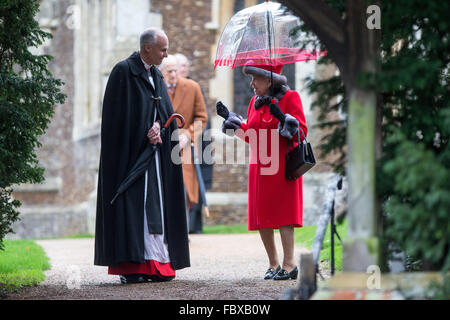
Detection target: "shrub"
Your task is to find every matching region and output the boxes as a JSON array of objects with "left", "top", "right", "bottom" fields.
[{"left": 0, "top": 0, "right": 66, "bottom": 249}]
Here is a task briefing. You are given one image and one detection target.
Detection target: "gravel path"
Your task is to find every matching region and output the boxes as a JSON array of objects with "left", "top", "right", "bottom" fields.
[{"left": 6, "top": 234, "right": 311, "bottom": 300}]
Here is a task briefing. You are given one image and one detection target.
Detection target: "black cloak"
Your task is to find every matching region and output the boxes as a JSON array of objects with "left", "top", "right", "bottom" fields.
[{"left": 94, "top": 51, "right": 190, "bottom": 270}]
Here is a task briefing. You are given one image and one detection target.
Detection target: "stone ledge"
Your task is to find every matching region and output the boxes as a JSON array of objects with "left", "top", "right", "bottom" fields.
[
  {"left": 204, "top": 22, "right": 219, "bottom": 30},
  {"left": 12, "top": 176, "right": 62, "bottom": 193},
  {"left": 6, "top": 202, "right": 89, "bottom": 239},
  {"left": 205, "top": 192, "right": 247, "bottom": 205},
  {"left": 15, "top": 203, "right": 87, "bottom": 215},
  {"left": 72, "top": 122, "right": 101, "bottom": 142},
  {"left": 311, "top": 272, "right": 445, "bottom": 300},
  {"left": 312, "top": 288, "right": 405, "bottom": 300}
]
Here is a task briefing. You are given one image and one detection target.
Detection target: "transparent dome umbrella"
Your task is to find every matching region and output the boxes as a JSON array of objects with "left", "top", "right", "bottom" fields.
[
  {"left": 214, "top": 1, "right": 325, "bottom": 122},
  {"left": 214, "top": 0, "right": 325, "bottom": 69}
]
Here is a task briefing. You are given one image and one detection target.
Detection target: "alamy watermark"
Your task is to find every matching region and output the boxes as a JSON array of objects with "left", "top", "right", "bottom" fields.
[
  {"left": 366, "top": 264, "right": 381, "bottom": 290},
  {"left": 66, "top": 265, "right": 81, "bottom": 289},
  {"left": 65, "top": 5, "right": 81, "bottom": 30},
  {"left": 169, "top": 122, "right": 285, "bottom": 176},
  {"left": 367, "top": 5, "right": 381, "bottom": 30}
]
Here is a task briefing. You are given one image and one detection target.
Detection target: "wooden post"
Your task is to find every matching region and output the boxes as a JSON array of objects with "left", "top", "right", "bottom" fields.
[
  {"left": 343, "top": 0, "right": 381, "bottom": 272},
  {"left": 278, "top": 0, "right": 382, "bottom": 272},
  {"left": 297, "top": 252, "right": 317, "bottom": 299},
  {"left": 343, "top": 88, "right": 379, "bottom": 272}
]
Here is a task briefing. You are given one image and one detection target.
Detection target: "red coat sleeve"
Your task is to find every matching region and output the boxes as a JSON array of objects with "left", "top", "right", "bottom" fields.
[
  {"left": 285, "top": 91, "right": 308, "bottom": 143},
  {"left": 235, "top": 96, "right": 254, "bottom": 143}
]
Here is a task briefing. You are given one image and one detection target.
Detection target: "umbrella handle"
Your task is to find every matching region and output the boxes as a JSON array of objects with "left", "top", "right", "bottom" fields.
[{"left": 163, "top": 113, "right": 185, "bottom": 129}]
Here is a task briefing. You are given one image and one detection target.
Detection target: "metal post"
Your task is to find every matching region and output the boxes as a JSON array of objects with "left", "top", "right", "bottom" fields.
[{"left": 330, "top": 199, "right": 335, "bottom": 276}]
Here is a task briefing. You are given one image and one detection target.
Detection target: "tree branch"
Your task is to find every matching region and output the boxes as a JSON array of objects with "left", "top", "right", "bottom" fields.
[{"left": 279, "top": 0, "right": 348, "bottom": 82}]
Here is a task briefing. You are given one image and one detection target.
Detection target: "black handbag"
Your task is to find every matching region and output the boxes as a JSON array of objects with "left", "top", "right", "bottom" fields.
[{"left": 285, "top": 126, "right": 316, "bottom": 180}]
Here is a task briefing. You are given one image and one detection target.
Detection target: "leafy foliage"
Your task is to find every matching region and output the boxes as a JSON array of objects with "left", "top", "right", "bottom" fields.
[
  {"left": 377, "top": 0, "right": 450, "bottom": 272},
  {"left": 382, "top": 126, "right": 450, "bottom": 271},
  {"left": 305, "top": 56, "right": 347, "bottom": 175},
  {"left": 294, "top": 0, "right": 450, "bottom": 271},
  {"left": 0, "top": 0, "right": 66, "bottom": 250}
]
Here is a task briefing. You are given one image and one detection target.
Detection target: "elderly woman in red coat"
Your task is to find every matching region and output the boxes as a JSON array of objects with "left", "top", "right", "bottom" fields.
[{"left": 220, "top": 64, "right": 307, "bottom": 280}]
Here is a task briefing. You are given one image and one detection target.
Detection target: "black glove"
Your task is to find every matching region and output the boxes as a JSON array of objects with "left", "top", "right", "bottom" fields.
[
  {"left": 216, "top": 101, "right": 230, "bottom": 119},
  {"left": 269, "top": 100, "right": 284, "bottom": 124},
  {"left": 278, "top": 113, "right": 299, "bottom": 140},
  {"left": 222, "top": 112, "right": 243, "bottom": 136}
]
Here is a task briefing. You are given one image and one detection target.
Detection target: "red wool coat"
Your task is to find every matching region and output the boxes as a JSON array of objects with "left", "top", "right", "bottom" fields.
[{"left": 236, "top": 90, "right": 308, "bottom": 230}]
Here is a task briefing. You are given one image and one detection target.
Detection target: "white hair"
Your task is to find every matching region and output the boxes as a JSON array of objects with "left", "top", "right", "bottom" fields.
[
  {"left": 159, "top": 54, "right": 178, "bottom": 71},
  {"left": 175, "top": 53, "right": 190, "bottom": 67}
]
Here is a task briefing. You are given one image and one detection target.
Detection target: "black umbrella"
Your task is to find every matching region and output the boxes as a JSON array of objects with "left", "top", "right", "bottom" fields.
[{"left": 110, "top": 113, "right": 185, "bottom": 204}]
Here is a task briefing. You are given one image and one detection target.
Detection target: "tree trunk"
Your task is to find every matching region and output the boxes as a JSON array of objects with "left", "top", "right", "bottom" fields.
[
  {"left": 343, "top": 88, "right": 379, "bottom": 271},
  {"left": 343, "top": 0, "right": 381, "bottom": 272}
]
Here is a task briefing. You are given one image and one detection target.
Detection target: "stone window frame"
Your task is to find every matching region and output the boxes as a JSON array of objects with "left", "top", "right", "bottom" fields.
[{"left": 72, "top": 0, "right": 107, "bottom": 141}]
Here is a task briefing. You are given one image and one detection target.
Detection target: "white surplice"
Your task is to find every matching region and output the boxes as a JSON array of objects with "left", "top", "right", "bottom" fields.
[{"left": 141, "top": 57, "right": 170, "bottom": 263}]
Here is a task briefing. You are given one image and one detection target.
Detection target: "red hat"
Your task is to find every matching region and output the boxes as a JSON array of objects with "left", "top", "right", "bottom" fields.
[
  {"left": 252, "top": 64, "right": 283, "bottom": 74},
  {"left": 242, "top": 64, "right": 287, "bottom": 85}
]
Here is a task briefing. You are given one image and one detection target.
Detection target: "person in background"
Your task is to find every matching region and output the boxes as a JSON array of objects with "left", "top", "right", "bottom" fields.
[
  {"left": 160, "top": 55, "right": 208, "bottom": 233},
  {"left": 175, "top": 53, "right": 190, "bottom": 79},
  {"left": 174, "top": 53, "right": 214, "bottom": 234}
]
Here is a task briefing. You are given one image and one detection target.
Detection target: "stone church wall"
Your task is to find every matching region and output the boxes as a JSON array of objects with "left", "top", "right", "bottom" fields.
[{"left": 9, "top": 0, "right": 344, "bottom": 239}]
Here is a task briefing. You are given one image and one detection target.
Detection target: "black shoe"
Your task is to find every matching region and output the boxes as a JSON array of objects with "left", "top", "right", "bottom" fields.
[
  {"left": 264, "top": 265, "right": 281, "bottom": 280},
  {"left": 273, "top": 266, "right": 298, "bottom": 280},
  {"left": 147, "top": 274, "right": 175, "bottom": 282},
  {"left": 119, "top": 274, "right": 146, "bottom": 284}
]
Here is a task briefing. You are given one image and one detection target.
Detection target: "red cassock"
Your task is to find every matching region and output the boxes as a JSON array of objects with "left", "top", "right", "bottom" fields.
[
  {"left": 236, "top": 90, "right": 308, "bottom": 230},
  {"left": 108, "top": 260, "right": 175, "bottom": 278}
]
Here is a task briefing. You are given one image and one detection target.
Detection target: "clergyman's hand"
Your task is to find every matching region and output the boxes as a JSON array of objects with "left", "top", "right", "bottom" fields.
[
  {"left": 178, "top": 133, "right": 190, "bottom": 150},
  {"left": 147, "top": 121, "right": 162, "bottom": 145}
]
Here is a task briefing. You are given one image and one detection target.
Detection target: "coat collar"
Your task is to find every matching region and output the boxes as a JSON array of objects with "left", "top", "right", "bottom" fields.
[
  {"left": 127, "top": 52, "right": 168, "bottom": 123},
  {"left": 128, "top": 51, "right": 147, "bottom": 76},
  {"left": 127, "top": 51, "right": 164, "bottom": 92},
  {"left": 254, "top": 84, "right": 290, "bottom": 110},
  {"left": 171, "top": 77, "right": 188, "bottom": 110}
]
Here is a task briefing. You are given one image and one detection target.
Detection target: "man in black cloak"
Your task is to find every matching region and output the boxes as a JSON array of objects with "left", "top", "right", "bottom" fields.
[{"left": 94, "top": 28, "right": 190, "bottom": 284}]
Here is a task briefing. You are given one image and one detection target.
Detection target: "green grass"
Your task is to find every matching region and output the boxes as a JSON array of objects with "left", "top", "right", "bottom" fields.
[
  {"left": 295, "top": 219, "right": 347, "bottom": 271},
  {"left": 204, "top": 219, "right": 348, "bottom": 271},
  {"left": 0, "top": 240, "right": 50, "bottom": 294}
]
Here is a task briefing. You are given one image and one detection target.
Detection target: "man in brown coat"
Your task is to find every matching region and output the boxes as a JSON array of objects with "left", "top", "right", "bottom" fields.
[{"left": 160, "top": 55, "right": 208, "bottom": 222}]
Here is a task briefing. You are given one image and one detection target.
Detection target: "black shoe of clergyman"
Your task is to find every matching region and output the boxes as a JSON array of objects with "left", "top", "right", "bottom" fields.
[
  {"left": 273, "top": 266, "right": 298, "bottom": 280},
  {"left": 147, "top": 274, "right": 175, "bottom": 282},
  {"left": 264, "top": 265, "right": 281, "bottom": 280},
  {"left": 119, "top": 274, "right": 146, "bottom": 284}
]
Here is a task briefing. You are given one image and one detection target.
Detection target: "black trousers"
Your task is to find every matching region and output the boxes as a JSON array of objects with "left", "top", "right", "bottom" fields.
[{"left": 189, "top": 196, "right": 203, "bottom": 234}]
